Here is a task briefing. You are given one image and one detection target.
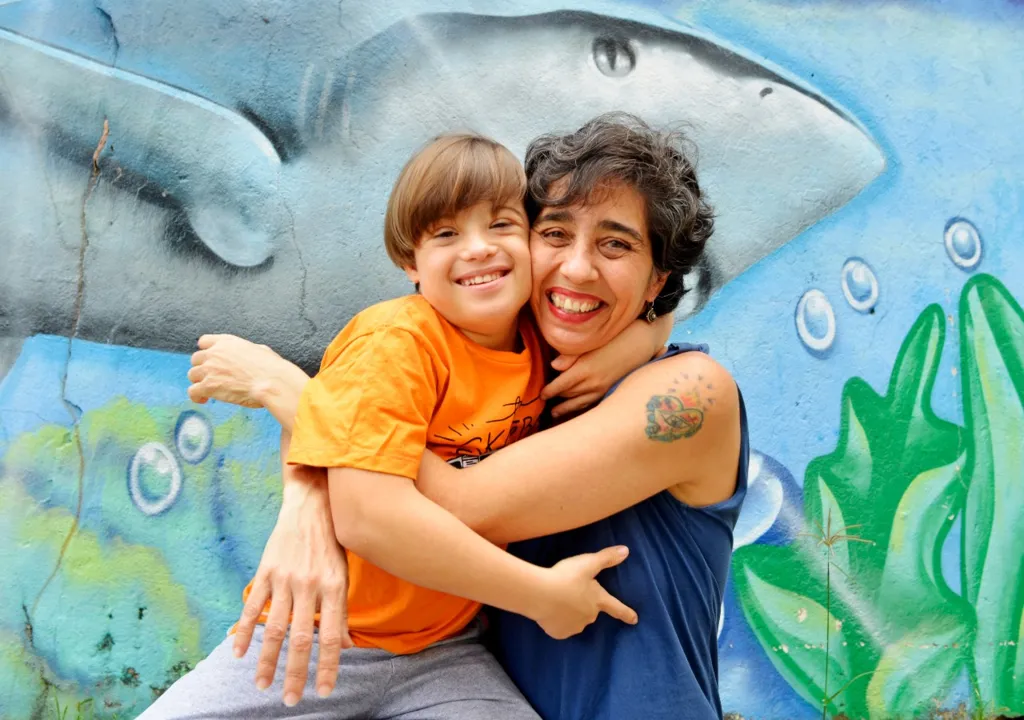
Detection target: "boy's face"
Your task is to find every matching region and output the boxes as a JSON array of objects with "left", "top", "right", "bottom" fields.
[{"left": 405, "top": 200, "right": 532, "bottom": 350}]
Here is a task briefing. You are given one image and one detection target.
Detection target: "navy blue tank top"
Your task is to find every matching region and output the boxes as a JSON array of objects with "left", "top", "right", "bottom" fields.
[{"left": 492, "top": 343, "right": 749, "bottom": 720}]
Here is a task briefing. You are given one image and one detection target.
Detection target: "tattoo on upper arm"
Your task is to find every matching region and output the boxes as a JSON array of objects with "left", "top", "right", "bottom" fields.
[{"left": 644, "top": 372, "right": 714, "bottom": 442}]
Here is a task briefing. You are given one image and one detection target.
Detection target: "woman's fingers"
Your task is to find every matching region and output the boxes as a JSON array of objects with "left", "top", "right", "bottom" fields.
[
  {"left": 281, "top": 586, "right": 317, "bottom": 706},
  {"left": 255, "top": 583, "right": 292, "bottom": 691},
  {"left": 233, "top": 578, "right": 270, "bottom": 659},
  {"left": 314, "top": 580, "right": 351, "bottom": 698}
]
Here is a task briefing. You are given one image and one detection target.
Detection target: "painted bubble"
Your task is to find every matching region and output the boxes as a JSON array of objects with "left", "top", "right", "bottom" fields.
[
  {"left": 128, "top": 442, "right": 183, "bottom": 516},
  {"left": 944, "top": 218, "right": 982, "bottom": 271},
  {"left": 734, "top": 450, "right": 786, "bottom": 548},
  {"left": 175, "top": 410, "right": 213, "bottom": 464},
  {"left": 840, "top": 257, "right": 879, "bottom": 313},
  {"left": 795, "top": 289, "right": 836, "bottom": 354}
]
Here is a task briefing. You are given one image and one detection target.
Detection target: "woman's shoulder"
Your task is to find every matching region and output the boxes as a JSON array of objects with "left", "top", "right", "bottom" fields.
[
  {"left": 623, "top": 346, "right": 736, "bottom": 401},
  {"left": 602, "top": 346, "right": 740, "bottom": 451}
]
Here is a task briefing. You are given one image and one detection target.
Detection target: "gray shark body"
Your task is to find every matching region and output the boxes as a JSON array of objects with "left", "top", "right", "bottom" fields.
[{"left": 0, "top": 7, "right": 884, "bottom": 371}]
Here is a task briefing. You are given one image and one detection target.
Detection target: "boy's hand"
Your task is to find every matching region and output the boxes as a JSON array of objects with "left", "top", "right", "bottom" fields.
[
  {"left": 533, "top": 545, "right": 638, "bottom": 639},
  {"left": 542, "top": 313, "right": 673, "bottom": 419},
  {"left": 234, "top": 468, "right": 354, "bottom": 706},
  {"left": 187, "top": 334, "right": 287, "bottom": 408}
]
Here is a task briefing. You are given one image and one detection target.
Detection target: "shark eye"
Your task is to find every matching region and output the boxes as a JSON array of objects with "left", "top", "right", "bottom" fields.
[{"left": 592, "top": 36, "right": 635, "bottom": 77}]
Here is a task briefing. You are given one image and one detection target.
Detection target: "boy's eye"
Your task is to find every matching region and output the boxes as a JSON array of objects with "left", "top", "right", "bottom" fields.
[{"left": 434, "top": 229, "right": 457, "bottom": 239}]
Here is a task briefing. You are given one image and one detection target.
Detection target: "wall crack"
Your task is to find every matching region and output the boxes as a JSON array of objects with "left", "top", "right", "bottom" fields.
[
  {"left": 281, "top": 199, "right": 317, "bottom": 343},
  {"left": 30, "top": 120, "right": 109, "bottom": 618}
]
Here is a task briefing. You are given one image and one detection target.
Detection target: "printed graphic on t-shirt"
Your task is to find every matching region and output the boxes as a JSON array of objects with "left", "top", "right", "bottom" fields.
[{"left": 433, "top": 393, "right": 542, "bottom": 466}]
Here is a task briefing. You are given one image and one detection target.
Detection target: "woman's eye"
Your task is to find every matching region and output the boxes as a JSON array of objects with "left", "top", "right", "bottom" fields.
[
  {"left": 543, "top": 229, "right": 568, "bottom": 242},
  {"left": 492, "top": 220, "right": 511, "bottom": 229},
  {"left": 605, "top": 239, "right": 631, "bottom": 252}
]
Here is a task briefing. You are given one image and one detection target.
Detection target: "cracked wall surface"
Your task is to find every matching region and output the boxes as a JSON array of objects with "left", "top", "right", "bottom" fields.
[{"left": 1, "top": 1, "right": 1022, "bottom": 719}]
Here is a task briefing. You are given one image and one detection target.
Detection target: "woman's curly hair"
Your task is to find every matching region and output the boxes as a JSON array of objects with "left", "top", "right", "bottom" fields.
[{"left": 524, "top": 113, "right": 714, "bottom": 317}]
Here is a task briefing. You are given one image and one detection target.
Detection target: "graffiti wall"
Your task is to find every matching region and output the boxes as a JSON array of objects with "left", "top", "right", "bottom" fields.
[{"left": 1, "top": 0, "right": 1020, "bottom": 718}]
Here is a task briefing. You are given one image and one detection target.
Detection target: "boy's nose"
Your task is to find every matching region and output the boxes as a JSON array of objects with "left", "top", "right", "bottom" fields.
[{"left": 462, "top": 233, "right": 497, "bottom": 260}]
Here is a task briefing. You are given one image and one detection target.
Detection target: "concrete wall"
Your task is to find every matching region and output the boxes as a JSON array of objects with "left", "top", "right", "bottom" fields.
[{"left": 1, "top": 1, "right": 1021, "bottom": 718}]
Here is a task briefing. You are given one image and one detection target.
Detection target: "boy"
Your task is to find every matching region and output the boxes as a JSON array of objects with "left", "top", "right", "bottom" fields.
[{"left": 285, "top": 134, "right": 637, "bottom": 716}]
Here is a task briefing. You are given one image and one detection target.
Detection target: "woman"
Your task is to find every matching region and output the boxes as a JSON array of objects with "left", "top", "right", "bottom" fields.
[{"left": 188, "top": 113, "right": 748, "bottom": 719}]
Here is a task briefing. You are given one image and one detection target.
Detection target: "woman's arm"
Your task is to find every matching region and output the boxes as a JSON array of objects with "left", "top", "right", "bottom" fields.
[
  {"left": 233, "top": 431, "right": 352, "bottom": 706},
  {"left": 416, "top": 351, "right": 742, "bottom": 545},
  {"left": 187, "top": 334, "right": 310, "bottom": 431}
]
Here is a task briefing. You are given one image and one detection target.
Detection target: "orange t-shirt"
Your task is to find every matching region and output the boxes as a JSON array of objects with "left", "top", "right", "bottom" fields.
[{"left": 282, "top": 294, "right": 545, "bottom": 654}]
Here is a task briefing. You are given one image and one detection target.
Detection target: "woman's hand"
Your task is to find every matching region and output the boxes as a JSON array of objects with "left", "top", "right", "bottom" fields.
[
  {"left": 187, "top": 334, "right": 310, "bottom": 429},
  {"left": 533, "top": 546, "right": 638, "bottom": 639},
  {"left": 234, "top": 461, "right": 354, "bottom": 706},
  {"left": 541, "top": 313, "right": 674, "bottom": 419}
]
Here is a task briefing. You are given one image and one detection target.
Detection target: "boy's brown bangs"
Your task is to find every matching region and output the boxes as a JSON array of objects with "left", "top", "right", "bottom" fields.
[
  {"left": 385, "top": 135, "right": 526, "bottom": 268},
  {"left": 410, "top": 139, "right": 527, "bottom": 237}
]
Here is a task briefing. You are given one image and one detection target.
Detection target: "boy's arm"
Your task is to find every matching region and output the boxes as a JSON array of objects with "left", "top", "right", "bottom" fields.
[
  {"left": 327, "top": 465, "right": 637, "bottom": 638},
  {"left": 541, "top": 312, "right": 674, "bottom": 418},
  {"left": 188, "top": 334, "right": 310, "bottom": 432}
]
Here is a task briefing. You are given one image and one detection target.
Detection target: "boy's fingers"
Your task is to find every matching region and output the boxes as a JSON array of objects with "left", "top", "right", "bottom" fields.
[
  {"left": 587, "top": 545, "right": 630, "bottom": 573},
  {"left": 550, "top": 354, "right": 579, "bottom": 372},
  {"left": 255, "top": 585, "right": 292, "bottom": 692},
  {"left": 282, "top": 592, "right": 317, "bottom": 706},
  {"left": 234, "top": 580, "right": 270, "bottom": 659},
  {"left": 197, "top": 334, "right": 222, "bottom": 349},
  {"left": 549, "top": 393, "right": 600, "bottom": 419},
  {"left": 187, "top": 385, "right": 210, "bottom": 404},
  {"left": 541, "top": 373, "right": 581, "bottom": 401},
  {"left": 597, "top": 589, "right": 638, "bottom": 626}
]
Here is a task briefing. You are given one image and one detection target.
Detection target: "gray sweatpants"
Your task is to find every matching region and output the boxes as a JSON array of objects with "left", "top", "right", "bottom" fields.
[{"left": 137, "top": 620, "right": 539, "bottom": 719}]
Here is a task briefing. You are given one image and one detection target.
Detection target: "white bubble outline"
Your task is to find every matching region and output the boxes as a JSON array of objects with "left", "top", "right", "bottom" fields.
[
  {"left": 128, "top": 441, "right": 182, "bottom": 516},
  {"left": 840, "top": 257, "right": 880, "bottom": 313},
  {"left": 795, "top": 288, "right": 836, "bottom": 352},
  {"left": 175, "top": 411, "right": 213, "bottom": 464},
  {"left": 944, "top": 218, "right": 982, "bottom": 270},
  {"left": 734, "top": 451, "right": 785, "bottom": 548}
]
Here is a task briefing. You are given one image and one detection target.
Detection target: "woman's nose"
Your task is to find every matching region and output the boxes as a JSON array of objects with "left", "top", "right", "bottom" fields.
[{"left": 560, "top": 242, "right": 598, "bottom": 284}]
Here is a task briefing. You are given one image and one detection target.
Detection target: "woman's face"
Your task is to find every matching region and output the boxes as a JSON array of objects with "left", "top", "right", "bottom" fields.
[{"left": 529, "top": 180, "right": 667, "bottom": 357}]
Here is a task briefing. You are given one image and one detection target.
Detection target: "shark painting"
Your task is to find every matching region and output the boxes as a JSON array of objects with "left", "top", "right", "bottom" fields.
[{"left": 0, "top": 6, "right": 885, "bottom": 372}]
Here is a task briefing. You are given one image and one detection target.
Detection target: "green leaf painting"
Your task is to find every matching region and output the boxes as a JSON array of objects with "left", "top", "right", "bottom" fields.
[
  {"left": 735, "top": 274, "right": 1024, "bottom": 719},
  {"left": 959, "top": 277, "right": 1024, "bottom": 711}
]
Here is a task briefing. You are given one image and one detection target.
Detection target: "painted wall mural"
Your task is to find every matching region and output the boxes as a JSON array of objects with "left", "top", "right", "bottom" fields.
[{"left": 1, "top": 0, "right": 1021, "bottom": 718}]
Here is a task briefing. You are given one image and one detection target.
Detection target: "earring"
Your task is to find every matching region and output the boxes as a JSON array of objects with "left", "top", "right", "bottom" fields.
[{"left": 645, "top": 302, "right": 657, "bottom": 324}]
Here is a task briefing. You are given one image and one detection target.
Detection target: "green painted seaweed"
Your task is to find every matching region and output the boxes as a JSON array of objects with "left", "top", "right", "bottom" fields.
[
  {"left": 959, "top": 277, "right": 1024, "bottom": 711},
  {"left": 735, "top": 274, "right": 1024, "bottom": 719}
]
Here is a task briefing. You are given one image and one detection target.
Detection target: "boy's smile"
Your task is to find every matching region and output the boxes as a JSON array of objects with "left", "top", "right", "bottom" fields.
[{"left": 455, "top": 267, "right": 511, "bottom": 288}]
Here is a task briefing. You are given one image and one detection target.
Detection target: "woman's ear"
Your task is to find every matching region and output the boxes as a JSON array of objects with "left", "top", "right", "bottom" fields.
[{"left": 647, "top": 269, "right": 669, "bottom": 303}]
